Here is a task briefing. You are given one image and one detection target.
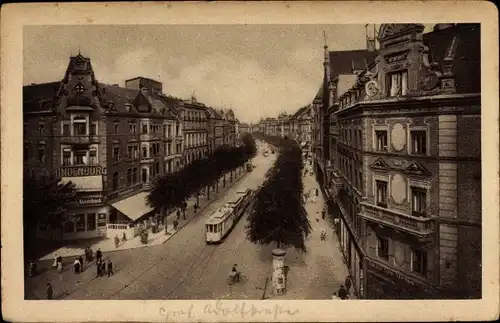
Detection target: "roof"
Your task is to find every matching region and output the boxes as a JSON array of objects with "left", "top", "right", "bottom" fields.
[
  {"left": 206, "top": 205, "right": 233, "bottom": 225},
  {"left": 423, "top": 23, "right": 480, "bottom": 94},
  {"left": 337, "top": 74, "right": 359, "bottom": 97},
  {"left": 23, "top": 82, "right": 61, "bottom": 112},
  {"left": 328, "top": 50, "right": 378, "bottom": 80},
  {"left": 99, "top": 83, "right": 139, "bottom": 113}
]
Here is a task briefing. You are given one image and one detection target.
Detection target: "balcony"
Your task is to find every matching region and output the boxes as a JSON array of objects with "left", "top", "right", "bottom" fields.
[
  {"left": 61, "top": 135, "right": 90, "bottom": 145},
  {"left": 359, "top": 202, "right": 434, "bottom": 236}
]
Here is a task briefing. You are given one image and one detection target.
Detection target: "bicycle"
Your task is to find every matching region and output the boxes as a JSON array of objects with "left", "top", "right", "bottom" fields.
[{"left": 227, "top": 272, "right": 248, "bottom": 285}]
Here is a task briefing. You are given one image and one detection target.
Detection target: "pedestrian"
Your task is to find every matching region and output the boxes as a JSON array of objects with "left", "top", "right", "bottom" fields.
[
  {"left": 46, "top": 283, "right": 53, "bottom": 300},
  {"left": 96, "top": 260, "right": 101, "bottom": 278},
  {"left": 57, "top": 260, "right": 63, "bottom": 273},
  {"left": 78, "top": 256, "right": 83, "bottom": 272},
  {"left": 52, "top": 254, "right": 58, "bottom": 269},
  {"left": 194, "top": 203, "right": 199, "bottom": 214},
  {"left": 73, "top": 258, "right": 81, "bottom": 274},
  {"left": 345, "top": 276, "right": 352, "bottom": 293},
  {"left": 315, "top": 188, "right": 319, "bottom": 196},
  {"left": 338, "top": 285, "right": 348, "bottom": 299},
  {"left": 96, "top": 248, "right": 102, "bottom": 264},
  {"left": 182, "top": 201, "right": 187, "bottom": 217},
  {"left": 107, "top": 260, "right": 114, "bottom": 277},
  {"left": 322, "top": 208, "right": 326, "bottom": 220},
  {"left": 100, "top": 261, "right": 106, "bottom": 277},
  {"left": 176, "top": 209, "right": 181, "bottom": 221},
  {"left": 173, "top": 219, "right": 179, "bottom": 231}
]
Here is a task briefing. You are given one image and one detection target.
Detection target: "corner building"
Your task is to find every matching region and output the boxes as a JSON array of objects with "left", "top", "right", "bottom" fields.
[
  {"left": 23, "top": 55, "right": 184, "bottom": 240},
  {"left": 325, "top": 24, "right": 481, "bottom": 299}
]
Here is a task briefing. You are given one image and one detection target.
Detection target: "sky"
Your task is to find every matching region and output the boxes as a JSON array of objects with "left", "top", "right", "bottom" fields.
[{"left": 23, "top": 24, "right": 433, "bottom": 123}]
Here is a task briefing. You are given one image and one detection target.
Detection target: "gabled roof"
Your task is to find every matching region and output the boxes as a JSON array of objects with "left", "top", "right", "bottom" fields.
[
  {"left": 99, "top": 83, "right": 139, "bottom": 113},
  {"left": 328, "top": 50, "right": 378, "bottom": 80},
  {"left": 23, "top": 81, "right": 62, "bottom": 112}
]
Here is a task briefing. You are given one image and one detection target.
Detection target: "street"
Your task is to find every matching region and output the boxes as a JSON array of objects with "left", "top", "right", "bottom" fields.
[{"left": 26, "top": 148, "right": 350, "bottom": 300}]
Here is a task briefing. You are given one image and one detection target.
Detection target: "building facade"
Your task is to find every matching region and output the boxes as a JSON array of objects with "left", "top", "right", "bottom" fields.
[
  {"left": 181, "top": 98, "right": 209, "bottom": 164},
  {"left": 23, "top": 56, "right": 184, "bottom": 240},
  {"left": 322, "top": 23, "right": 481, "bottom": 299},
  {"left": 206, "top": 107, "right": 225, "bottom": 153}
]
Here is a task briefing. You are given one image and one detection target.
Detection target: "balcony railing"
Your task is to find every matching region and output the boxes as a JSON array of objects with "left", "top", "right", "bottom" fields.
[
  {"left": 61, "top": 135, "right": 90, "bottom": 145},
  {"left": 359, "top": 202, "right": 434, "bottom": 236}
]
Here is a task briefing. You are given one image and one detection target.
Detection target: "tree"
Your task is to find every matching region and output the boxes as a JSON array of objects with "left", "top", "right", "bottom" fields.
[
  {"left": 23, "top": 174, "right": 77, "bottom": 243},
  {"left": 241, "top": 132, "right": 257, "bottom": 159},
  {"left": 147, "top": 172, "right": 187, "bottom": 216},
  {"left": 246, "top": 137, "right": 311, "bottom": 251}
]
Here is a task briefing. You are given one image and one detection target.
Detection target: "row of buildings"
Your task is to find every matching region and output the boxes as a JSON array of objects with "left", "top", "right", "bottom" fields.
[
  {"left": 23, "top": 54, "right": 250, "bottom": 240},
  {"left": 309, "top": 23, "right": 481, "bottom": 299},
  {"left": 256, "top": 106, "right": 314, "bottom": 154}
]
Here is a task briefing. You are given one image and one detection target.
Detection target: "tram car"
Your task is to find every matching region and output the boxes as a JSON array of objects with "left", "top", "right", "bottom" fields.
[{"left": 205, "top": 189, "right": 253, "bottom": 243}]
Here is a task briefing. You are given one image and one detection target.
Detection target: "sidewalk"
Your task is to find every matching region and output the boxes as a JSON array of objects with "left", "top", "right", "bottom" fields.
[
  {"left": 270, "top": 163, "right": 356, "bottom": 300},
  {"left": 38, "top": 168, "right": 248, "bottom": 261}
]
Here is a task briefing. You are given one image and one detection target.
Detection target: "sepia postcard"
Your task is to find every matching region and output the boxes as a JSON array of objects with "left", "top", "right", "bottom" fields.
[{"left": 1, "top": 1, "right": 499, "bottom": 322}]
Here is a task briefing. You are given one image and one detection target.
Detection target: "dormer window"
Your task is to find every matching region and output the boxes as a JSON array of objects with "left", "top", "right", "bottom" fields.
[
  {"left": 74, "top": 83, "right": 85, "bottom": 95},
  {"left": 388, "top": 71, "right": 408, "bottom": 97}
]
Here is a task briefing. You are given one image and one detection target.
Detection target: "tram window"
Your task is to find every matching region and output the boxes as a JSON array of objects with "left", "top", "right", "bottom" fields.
[{"left": 206, "top": 225, "right": 209, "bottom": 232}]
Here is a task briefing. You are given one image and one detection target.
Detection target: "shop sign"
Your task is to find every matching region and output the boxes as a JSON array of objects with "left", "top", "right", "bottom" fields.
[
  {"left": 366, "top": 259, "right": 418, "bottom": 287},
  {"left": 77, "top": 195, "right": 103, "bottom": 205},
  {"left": 56, "top": 166, "right": 106, "bottom": 177}
]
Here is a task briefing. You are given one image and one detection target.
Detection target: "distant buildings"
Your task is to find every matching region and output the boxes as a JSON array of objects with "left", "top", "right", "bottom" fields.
[
  {"left": 311, "top": 23, "right": 481, "bottom": 299},
  {"left": 23, "top": 54, "right": 241, "bottom": 240}
]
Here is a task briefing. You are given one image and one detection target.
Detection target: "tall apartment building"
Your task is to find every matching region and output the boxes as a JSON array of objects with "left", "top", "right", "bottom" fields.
[
  {"left": 323, "top": 24, "right": 481, "bottom": 299},
  {"left": 181, "top": 98, "right": 209, "bottom": 164},
  {"left": 206, "top": 107, "right": 225, "bottom": 153},
  {"left": 23, "top": 55, "right": 184, "bottom": 240}
]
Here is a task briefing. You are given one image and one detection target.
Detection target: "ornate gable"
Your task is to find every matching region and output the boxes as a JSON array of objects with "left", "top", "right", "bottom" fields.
[
  {"left": 133, "top": 92, "right": 151, "bottom": 113},
  {"left": 370, "top": 157, "right": 390, "bottom": 171},
  {"left": 404, "top": 161, "right": 431, "bottom": 176},
  {"left": 378, "top": 24, "right": 425, "bottom": 41}
]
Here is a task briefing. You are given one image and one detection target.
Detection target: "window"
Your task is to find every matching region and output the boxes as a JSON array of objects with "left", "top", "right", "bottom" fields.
[
  {"left": 75, "top": 214, "right": 85, "bottom": 232},
  {"left": 87, "top": 213, "right": 96, "bottom": 231},
  {"left": 90, "top": 122, "right": 98, "bottom": 136},
  {"left": 142, "top": 123, "right": 148, "bottom": 134},
  {"left": 62, "top": 122, "right": 70, "bottom": 136},
  {"left": 112, "top": 172, "right": 119, "bottom": 191},
  {"left": 376, "top": 180, "right": 388, "bottom": 207},
  {"left": 129, "top": 123, "right": 137, "bottom": 134},
  {"left": 37, "top": 147, "right": 46, "bottom": 163},
  {"left": 73, "top": 117, "right": 87, "bottom": 136},
  {"left": 62, "top": 149, "right": 71, "bottom": 166},
  {"left": 133, "top": 146, "right": 138, "bottom": 159},
  {"left": 39, "top": 123, "right": 46, "bottom": 135},
  {"left": 411, "top": 248, "right": 427, "bottom": 276},
  {"left": 155, "top": 162, "right": 160, "bottom": 176},
  {"left": 142, "top": 168, "right": 148, "bottom": 183},
  {"left": 411, "top": 187, "right": 427, "bottom": 217},
  {"left": 388, "top": 71, "right": 408, "bottom": 96},
  {"left": 89, "top": 148, "right": 97, "bottom": 165},
  {"left": 163, "top": 125, "right": 167, "bottom": 137},
  {"left": 375, "top": 130, "right": 388, "bottom": 151},
  {"left": 142, "top": 145, "right": 148, "bottom": 158},
  {"left": 114, "top": 123, "right": 119, "bottom": 134},
  {"left": 411, "top": 130, "right": 427, "bottom": 155},
  {"left": 112, "top": 147, "right": 120, "bottom": 161},
  {"left": 127, "top": 168, "right": 132, "bottom": 186},
  {"left": 132, "top": 167, "right": 138, "bottom": 184},
  {"left": 74, "top": 150, "right": 87, "bottom": 165},
  {"left": 377, "top": 236, "right": 389, "bottom": 260},
  {"left": 127, "top": 146, "right": 133, "bottom": 159}
]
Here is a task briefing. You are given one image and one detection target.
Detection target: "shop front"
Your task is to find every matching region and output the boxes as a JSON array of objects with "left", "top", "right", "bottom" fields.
[
  {"left": 109, "top": 190, "right": 161, "bottom": 238},
  {"left": 364, "top": 258, "right": 436, "bottom": 299},
  {"left": 339, "top": 216, "right": 365, "bottom": 298}
]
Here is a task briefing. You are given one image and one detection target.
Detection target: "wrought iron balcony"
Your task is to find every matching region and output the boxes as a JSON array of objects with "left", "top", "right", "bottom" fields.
[{"left": 359, "top": 202, "right": 434, "bottom": 236}]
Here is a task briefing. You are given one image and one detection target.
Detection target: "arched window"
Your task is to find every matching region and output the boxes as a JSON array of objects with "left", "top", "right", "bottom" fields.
[
  {"left": 132, "top": 168, "right": 138, "bottom": 184},
  {"left": 142, "top": 168, "right": 148, "bottom": 183},
  {"left": 127, "top": 169, "right": 132, "bottom": 186},
  {"left": 112, "top": 172, "right": 119, "bottom": 191}
]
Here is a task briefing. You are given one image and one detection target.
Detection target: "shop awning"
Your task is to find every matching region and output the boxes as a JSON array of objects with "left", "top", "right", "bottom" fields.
[
  {"left": 61, "top": 176, "right": 102, "bottom": 192},
  {"left": 111, "top": 192, "right": 154, "bottom": 222}
]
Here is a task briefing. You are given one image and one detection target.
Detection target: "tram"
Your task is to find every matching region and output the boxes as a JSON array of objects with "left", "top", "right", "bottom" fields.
[{"left": 205, "top": 189, "right": 253, "bottom": 243}]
